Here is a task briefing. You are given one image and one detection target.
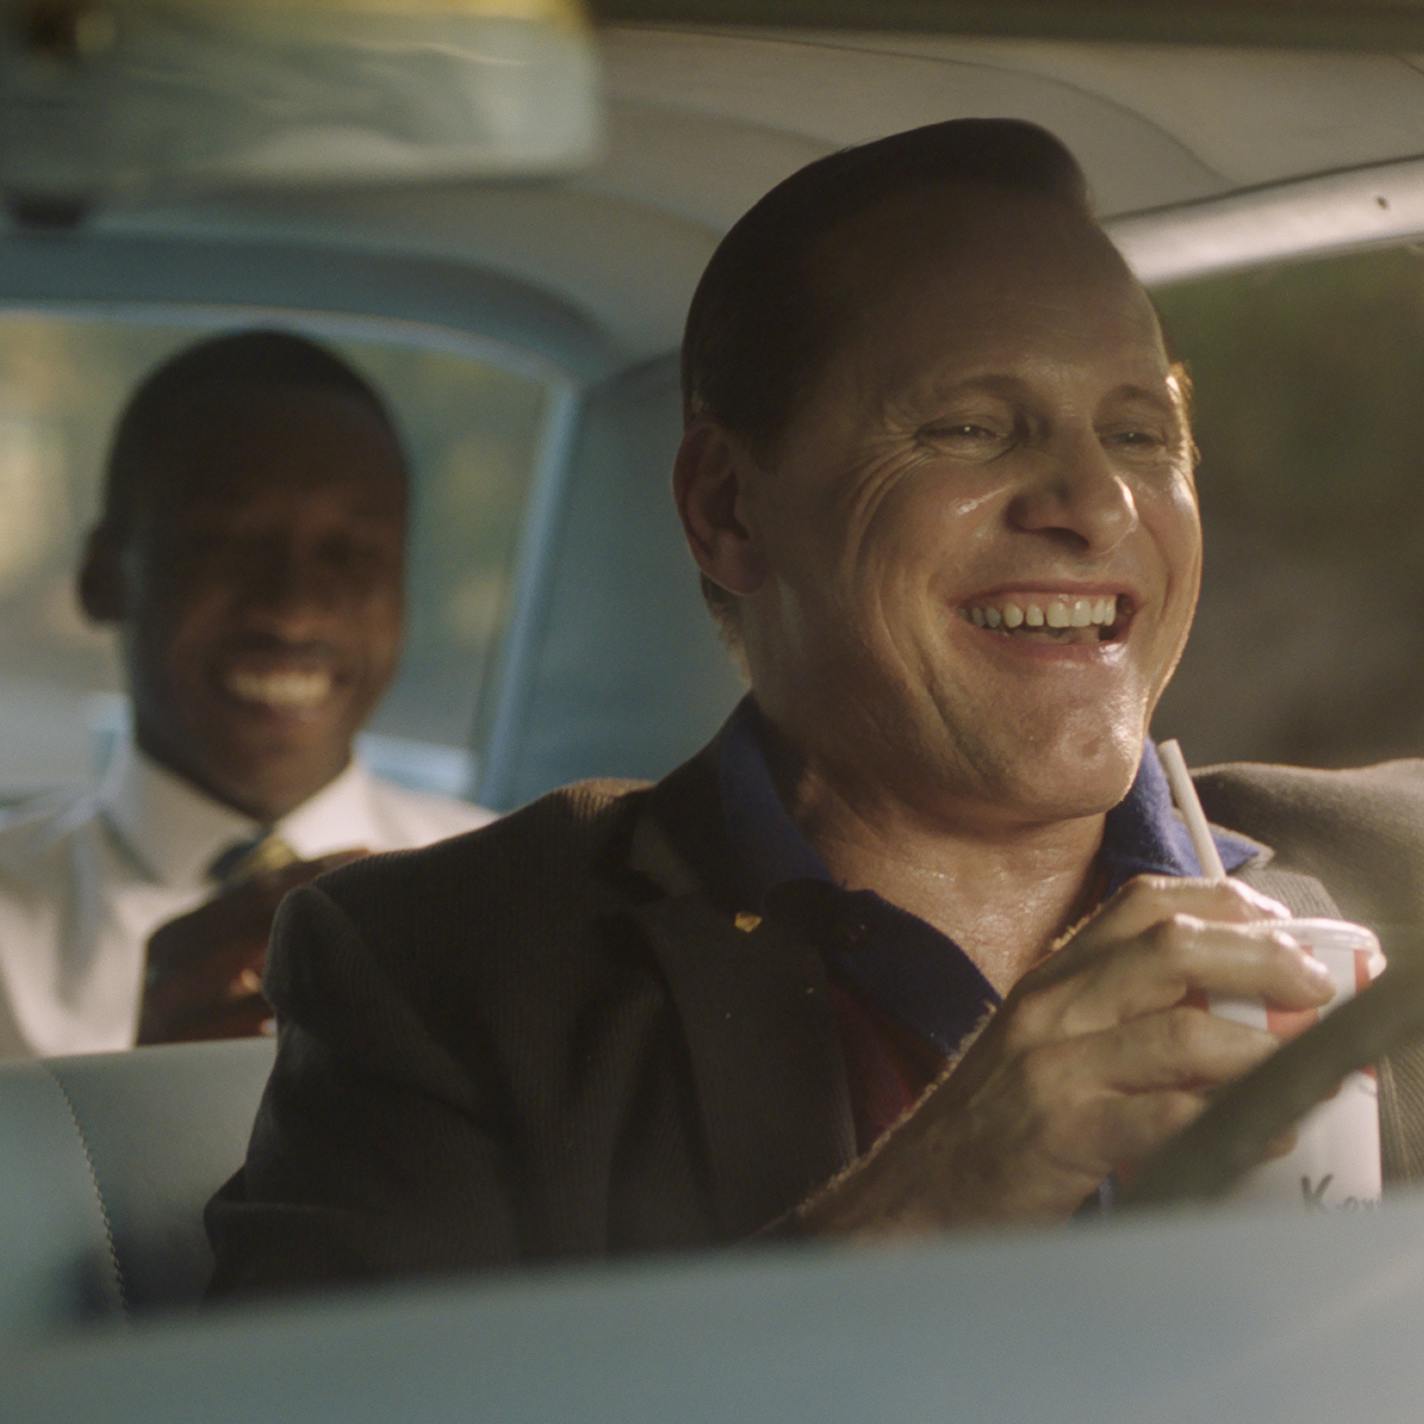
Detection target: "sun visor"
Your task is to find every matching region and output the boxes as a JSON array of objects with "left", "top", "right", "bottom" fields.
[{"left": 0, "top": 0, "right": 602, "bottom": 222}]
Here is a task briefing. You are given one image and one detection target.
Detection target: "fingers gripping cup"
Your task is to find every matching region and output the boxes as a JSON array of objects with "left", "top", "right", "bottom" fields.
[
  {"left": 1158, "top": 739, "right": 1386, "bottom": 1212},
  {"left": 1202, "top": 918, "right": 1386, "bottom": 1210}
]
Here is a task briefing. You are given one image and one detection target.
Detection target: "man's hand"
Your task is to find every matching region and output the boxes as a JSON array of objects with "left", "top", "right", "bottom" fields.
[
  {"left": 137, "top": 851, "right": 366, "bottom": 1045},
  {"left": 799, "top": 876, "right": 1338, "bottom": 1234}
]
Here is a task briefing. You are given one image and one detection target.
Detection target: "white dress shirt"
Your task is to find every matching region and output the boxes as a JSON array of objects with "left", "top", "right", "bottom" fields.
[{"left": 0, "top": 741, "right": 495, "bottom": 1060}]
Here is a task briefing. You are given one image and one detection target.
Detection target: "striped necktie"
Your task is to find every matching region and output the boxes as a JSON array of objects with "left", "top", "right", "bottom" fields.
[{"left": 206, "top": 830, "right": 299, "bottom": 886}]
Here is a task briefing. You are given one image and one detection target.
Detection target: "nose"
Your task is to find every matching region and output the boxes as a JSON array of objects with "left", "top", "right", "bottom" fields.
[
  {"left": 1006, "top": 430, "right": 1139, "bottom": 556},
  {"left": 242, "top": 540, "right": 339, "bottom": 621}
]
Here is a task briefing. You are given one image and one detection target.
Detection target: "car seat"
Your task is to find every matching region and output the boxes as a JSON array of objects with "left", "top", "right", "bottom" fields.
[{"left": 0, "top": 1038, "right": 274, "bottom": 1338}]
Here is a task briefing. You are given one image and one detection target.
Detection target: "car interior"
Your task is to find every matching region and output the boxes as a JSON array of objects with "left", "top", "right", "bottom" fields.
[{"left": 6, "top": 2, "right": 1424, "bottom": 1420}]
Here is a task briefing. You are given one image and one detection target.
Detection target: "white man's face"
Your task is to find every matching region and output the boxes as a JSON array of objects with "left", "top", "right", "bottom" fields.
[{"left": 738, "top": 185, "right": 1202, "bottom": 830}]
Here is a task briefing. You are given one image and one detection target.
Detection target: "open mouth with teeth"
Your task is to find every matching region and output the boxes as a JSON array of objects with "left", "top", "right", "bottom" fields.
[
  {"left": 210, "top": 654, "right": 353, "bottom": 724},
  {"left": 221, "top": 667, "right": 337, "bottom": 713},
  {"left": 960, "top": 593, "right": 1130, "bottom": 645}
]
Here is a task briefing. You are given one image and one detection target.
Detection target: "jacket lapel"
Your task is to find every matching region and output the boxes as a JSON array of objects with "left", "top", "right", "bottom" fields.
[{"left": 620, "top": 742, "right": 856, "bottom": 1238}]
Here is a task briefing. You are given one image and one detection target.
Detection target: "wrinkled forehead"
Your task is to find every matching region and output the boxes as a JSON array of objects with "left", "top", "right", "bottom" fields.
[{"left": 805, "top": 182, "right": 1168, "bottom": 386}]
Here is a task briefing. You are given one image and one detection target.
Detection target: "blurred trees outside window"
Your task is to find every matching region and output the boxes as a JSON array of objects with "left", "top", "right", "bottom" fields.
[{"left": 1153, "top": 244, "right": 1424, "bottom": 769}]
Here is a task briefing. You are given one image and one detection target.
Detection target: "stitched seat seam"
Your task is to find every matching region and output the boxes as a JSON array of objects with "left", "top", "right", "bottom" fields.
[{"left": 39, "top": 1062, "right": 130, "bottom": 1318}]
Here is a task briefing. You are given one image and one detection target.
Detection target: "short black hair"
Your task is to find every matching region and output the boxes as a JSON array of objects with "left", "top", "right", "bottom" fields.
[
  {"left": 100, "top": 329, "right": 404, "bottom": 534},
  {"left": 679, "top": 118, "right": 1094, "bottom": 638},
  {"left": 682, "top": 118, "right": 1091, "bottom": 447}
]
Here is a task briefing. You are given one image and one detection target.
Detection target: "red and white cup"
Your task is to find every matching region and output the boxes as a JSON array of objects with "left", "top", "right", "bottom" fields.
[{"left": 1202, "top": 918, "right": 1385, "bottom": 1210}]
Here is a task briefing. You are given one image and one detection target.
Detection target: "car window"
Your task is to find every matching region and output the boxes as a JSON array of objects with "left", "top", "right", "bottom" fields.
[
  {"left": 0, "top": 312, "right": 551, "bottom": 801},
  {"left": 1150, "top": 243, "right": 1424, "bottom": 769}
]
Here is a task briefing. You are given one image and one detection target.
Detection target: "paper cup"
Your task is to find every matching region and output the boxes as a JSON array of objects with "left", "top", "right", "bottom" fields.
[{"left": 1204, "top": 918, "right": 1385, "bottom": 1210}]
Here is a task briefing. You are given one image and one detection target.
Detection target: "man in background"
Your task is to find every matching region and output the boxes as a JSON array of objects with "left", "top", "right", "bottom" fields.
[{"left": 0, "top": 330, "right": 494, "bottom": 1058}]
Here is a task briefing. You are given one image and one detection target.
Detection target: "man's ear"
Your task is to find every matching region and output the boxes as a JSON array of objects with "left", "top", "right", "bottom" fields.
[
  {"left": 77, "top": 525, "right": 125, "bottom": 625},
  {"left": 673, "top": 420, "right": 769, "bottom": 598}
]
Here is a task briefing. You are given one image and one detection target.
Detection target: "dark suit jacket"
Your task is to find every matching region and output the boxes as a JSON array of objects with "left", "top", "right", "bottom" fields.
[{"left": 206, "top": 741, "right": 1424, "bottom": 1297}]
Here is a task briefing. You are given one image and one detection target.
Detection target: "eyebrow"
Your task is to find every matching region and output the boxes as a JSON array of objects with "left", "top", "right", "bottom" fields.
[
  {"left": 341, "top": 500, "right": 406, "bottom": 520},
  {"left": 172, "top": 495, "right": 404, "bottom": 523},
  {"left": 894, "top": 372, "right": 1180, "bottom": 416},
  {"left": 1106, "top": 382, "right": 1180, "bottom": 415}
]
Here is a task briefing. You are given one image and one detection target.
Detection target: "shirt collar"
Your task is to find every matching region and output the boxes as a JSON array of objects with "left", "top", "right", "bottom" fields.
[
  {"left": 718, "top": 694, "right": 1259, "bottom": 905},
  {"left": 98, "top": 738, "right": 386, "bottom": 888},
  {"left": 1100, "top": 740, "right": 1259, "bottom": 892}
]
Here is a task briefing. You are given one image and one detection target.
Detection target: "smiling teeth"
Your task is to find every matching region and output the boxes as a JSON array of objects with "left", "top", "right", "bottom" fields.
[
  {"left": 964, "top": 595, "right": 1119, "bottom": 632},
  {"left": 224, "top": 669, "right": 333, "bottom": 709}
]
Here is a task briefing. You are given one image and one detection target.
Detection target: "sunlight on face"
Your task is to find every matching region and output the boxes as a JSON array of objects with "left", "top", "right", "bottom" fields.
[{"left": 740, "top": 185, "right": 1201, "bottom": 834}]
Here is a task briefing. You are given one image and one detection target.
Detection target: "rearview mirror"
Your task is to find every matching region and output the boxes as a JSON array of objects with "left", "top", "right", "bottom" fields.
[{"left": 0, "top": 0, "right": 602, "bottom": 221}]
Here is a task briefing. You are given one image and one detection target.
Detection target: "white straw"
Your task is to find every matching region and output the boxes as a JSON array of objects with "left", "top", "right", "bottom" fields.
[{"left": 1158, "top": 738, "right": 1227, "bottom": 881}]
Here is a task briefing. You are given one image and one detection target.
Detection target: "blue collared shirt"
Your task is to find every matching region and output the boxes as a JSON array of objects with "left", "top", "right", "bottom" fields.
[{"left": 718, "top": 695, "right": 1258, "bottom": 1065}]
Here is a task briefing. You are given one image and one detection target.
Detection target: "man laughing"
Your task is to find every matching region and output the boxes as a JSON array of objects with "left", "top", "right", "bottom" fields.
[
  {"left": 208, "top": 121, "right": 1424, "bottom": 1290},
  {"left": 0, "top": 331, "right": 493, "bottom": 1057}
]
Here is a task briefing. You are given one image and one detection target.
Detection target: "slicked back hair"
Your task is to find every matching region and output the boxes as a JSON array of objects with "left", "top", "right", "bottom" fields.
[
  {"left": 679, "top": 118, "right": 1096, "bottom": 641},
  {"left": 100, "top": 329, "right": 405, "bottom": 537}
]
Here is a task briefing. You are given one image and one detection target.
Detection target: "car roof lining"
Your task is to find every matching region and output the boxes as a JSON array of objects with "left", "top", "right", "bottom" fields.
[
  {"left": 6, "top": 26, "right": 1424, "bottom": 374},
  {"left": 1113, "top": 155, "right": 1424, "bottom": 284},
  {"left": 594, "top": 1, "right": 1424, "bottom": 52}
]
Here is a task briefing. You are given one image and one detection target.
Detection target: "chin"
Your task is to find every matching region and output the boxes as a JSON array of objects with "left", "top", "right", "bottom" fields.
[
  {"left": 952, "top": 724, "right": 1142, "bottom": 824},
  {"left": 207, "top": 744, "right": 348, "bottom": 817},
  {"left": 1031, "top": 746, "right": 1143, "bottom": 819}
]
